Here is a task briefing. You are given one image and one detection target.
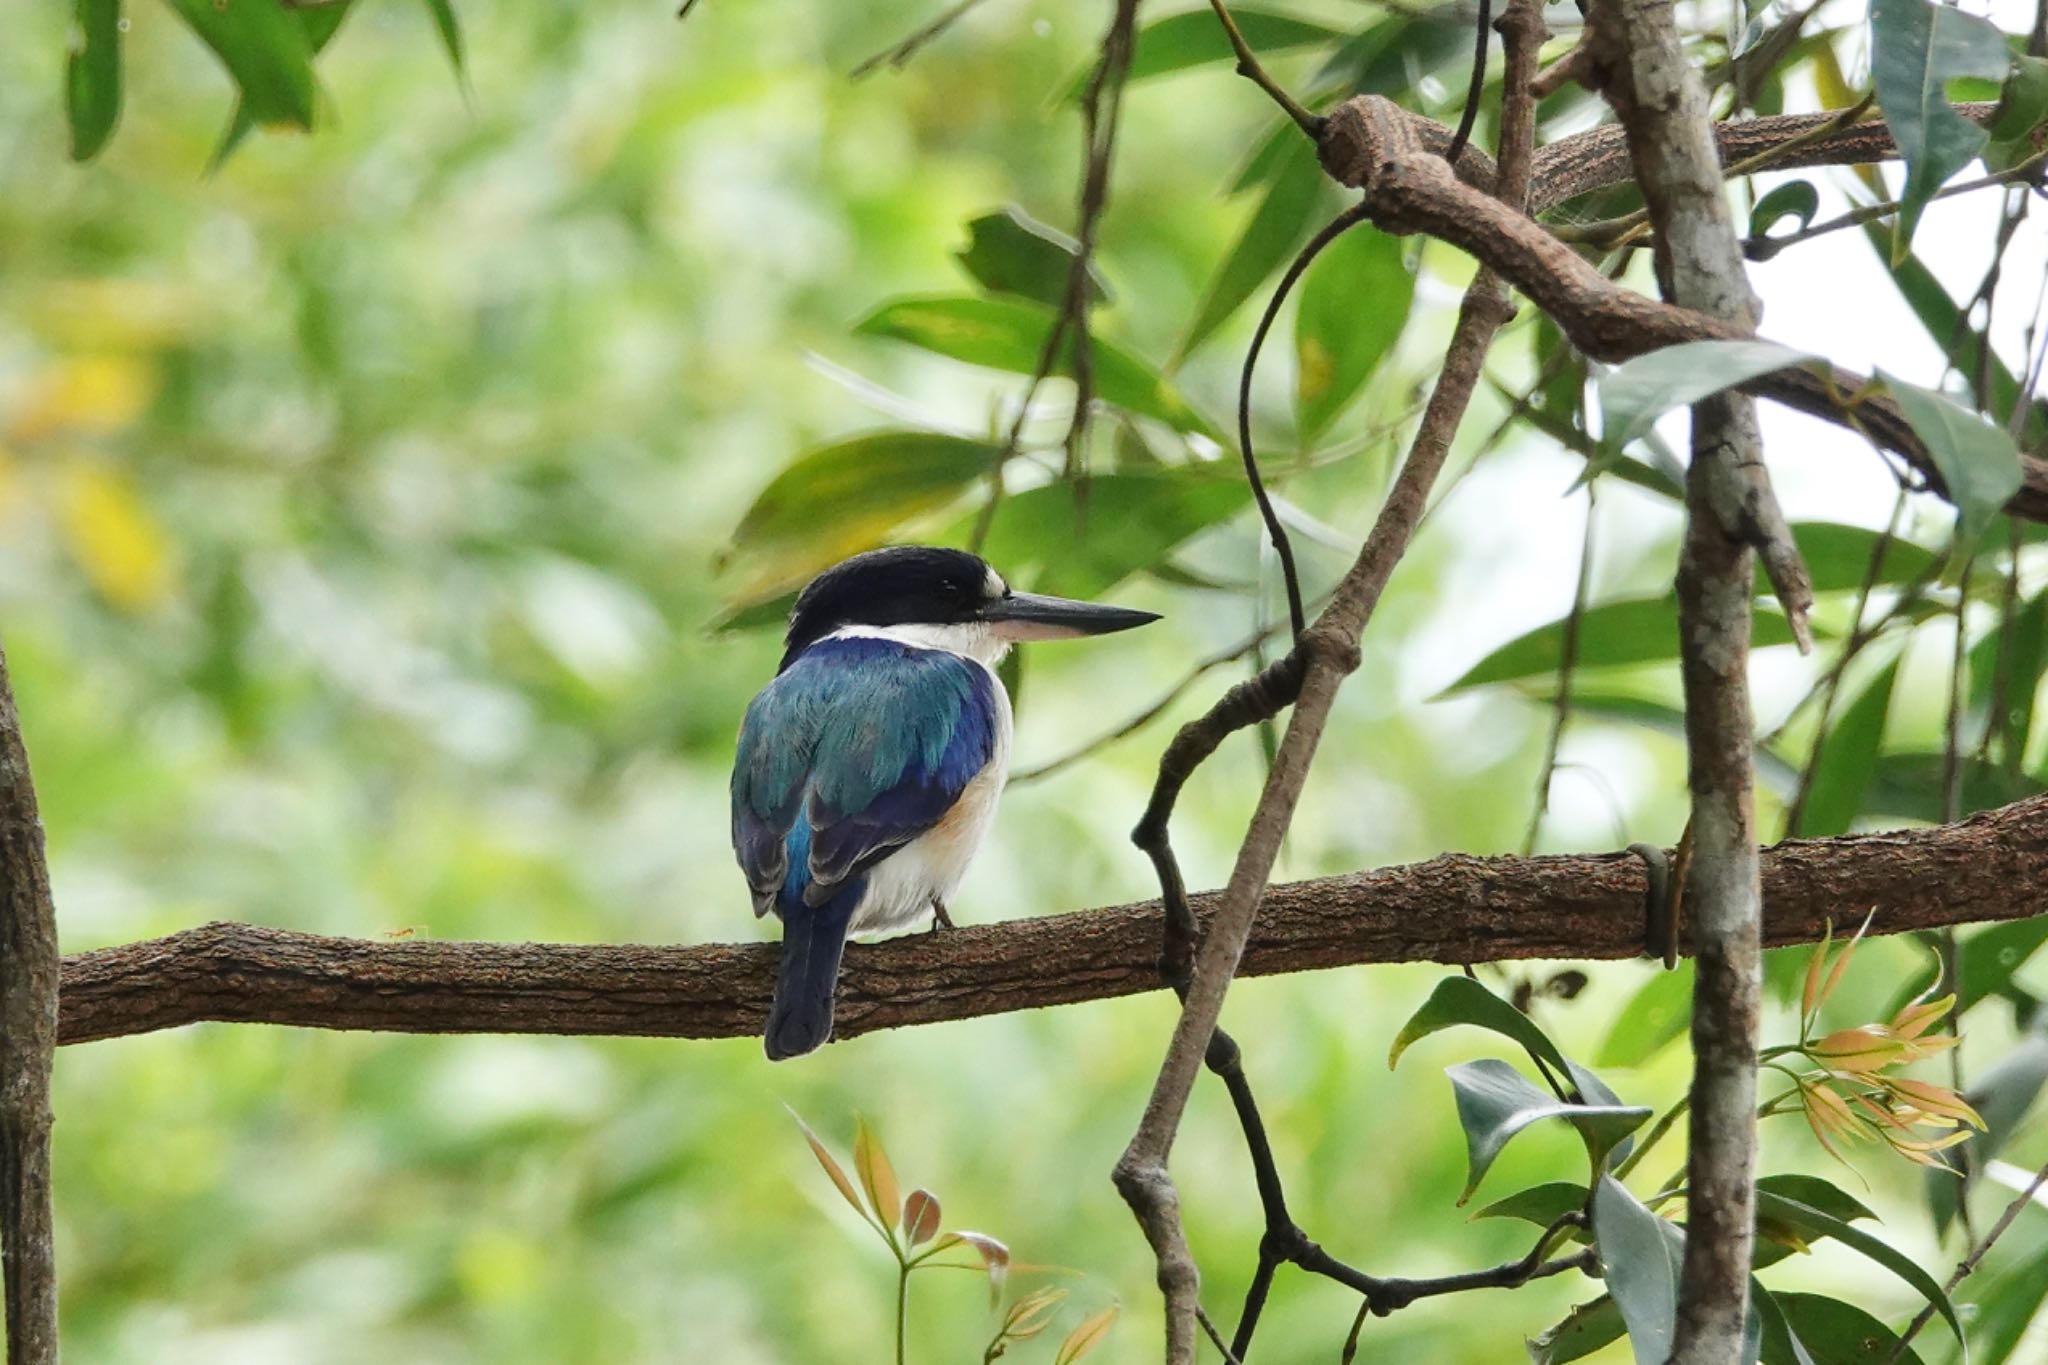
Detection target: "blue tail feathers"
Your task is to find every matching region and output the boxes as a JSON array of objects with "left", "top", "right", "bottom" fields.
[{"left": 764, "top": 885, "right": 861, "bottom": 1061}]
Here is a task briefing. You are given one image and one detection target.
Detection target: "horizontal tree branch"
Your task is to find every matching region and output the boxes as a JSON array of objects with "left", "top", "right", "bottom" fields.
[
  {"left": 1319, "top": 96, "right": 2048, "bottom": 523},
  {"left": 55, "top": 793, "right": 2048, "bottom": 1048}
]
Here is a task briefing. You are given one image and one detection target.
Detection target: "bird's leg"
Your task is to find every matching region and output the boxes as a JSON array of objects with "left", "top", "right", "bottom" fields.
[{"left": 928, "top": 897, "right": 955, "bottom": 933}]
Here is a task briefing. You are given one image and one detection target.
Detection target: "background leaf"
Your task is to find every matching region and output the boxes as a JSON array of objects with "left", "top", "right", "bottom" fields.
[
  {"left": 955, "top": 208, "right": 1109, "bottom": 310},
  {"left": 1597, "top": 964, "right": 1694, "bottom": 1069},
  {"left": 1175, "top": 133, "right": 1332, "bottom": 361},
  {"left": 1869, "top": 0, "right": 2014, "bottom": 259},
  {"left": 1794, "top": 658, "right": 1900, "bottom": 837},
  {"left": 65, "top": 0, "right": 123, "bottom": 161},
  {"left": 1879, "top": 371, "right": 2024, "bottom": 540},
  {"left": 1294, "top": 225, "right": 1410, "bottom": 445},
  {"left": 1597, "top": 339, "right": 1816, "bottom": 453}
]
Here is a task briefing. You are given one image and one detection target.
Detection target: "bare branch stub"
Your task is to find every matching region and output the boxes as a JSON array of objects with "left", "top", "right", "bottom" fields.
[{"left": 0, "top": 641, "right": 59, "bottom": 1365}]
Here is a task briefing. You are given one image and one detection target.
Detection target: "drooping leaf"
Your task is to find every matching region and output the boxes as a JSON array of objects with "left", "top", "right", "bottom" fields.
[
  {"left": 207, "top": 0, "right": 355, "bottom": 170},
  {"left": 1438, "top": 594, "right": 1812, "bottom": 694},
  {"left": 1597, "top": 339, "right": 1817, "bottom": 453},
  {"left": 1880, "top": 371, "right": 2024, "bottom": 540},
  {"left": 1389, "top": 975, "right": 1572, "bottom": 1077},
  {"left": 1751, "top": 1190, "right": 1965, "bottom": 1346},
  {"left": 1762, "top": 1292, "right": 1926, "bottom": 1364},
  {"left": 165, "top": 0, "right": 319, "bottom": 130},
  {"left": 1294, "top": 225, "right": 1411, "bottom": 445},
  {"left": 1748, "top": 180, "right": 1820, "bottom": 241},
  {"left": 1754, "top": 1175, "right": 1879, "bottom": 1268},
  {"left": 1597, "top": 964, "right": 1694, "bottom": 1069},
  {"left": 1592, "top": 1175, "right": 1684, "bottom": 1365},
  {"left": 933, "top": 1229, "right": 1011, "bottom": 1305},
  {"left": 422, "top": 0, "right": 467, "bottom": 80},
  {"left": 856, "top": 295, "right": 1214, "bottom": 435},
  {"left": 852, "top": 1114, "right": 902, "bottom": 1229},
  {"left": 720, "top": 431, "right": 1000, "bottom": 606},
  {"left": 955, "top": 208, "right": 1109, "bottom": 310},
  {"left": 901, "top": 1188, "right": 941, "bottom": 1247},
  {"left": 961, "top": 470, "right": 1248, "bottom": 600},
  {"left": 66, "top": 0, "right": 123, "bottom": 161},
  {"left": 1446, "top": 1060, "right": 1650, "bottom": 1203},
  {"left": 1795, "top": 658, "right": 1899, "bottom": 838},
  {"left": 1176, "top": 133, "right": 1332, "bottom": 361},
  {"left": 1869, "top": 0, "right": 2014, "bottom": 260},
  {"left": 1528, "top": 1296, "right": 1627, "bottom": 1364},
  {"left": 1471, "top": 1181, "right": 1586, "bottom": 1228}
]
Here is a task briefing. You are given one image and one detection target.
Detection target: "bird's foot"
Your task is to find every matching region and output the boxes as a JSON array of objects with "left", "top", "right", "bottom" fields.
[{"left": 928, "top": 899, "right": 955, "bottom": 934}]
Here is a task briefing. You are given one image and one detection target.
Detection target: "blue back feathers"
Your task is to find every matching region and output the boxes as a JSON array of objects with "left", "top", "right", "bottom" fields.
[{"left": 731, "top": 636, "right": 1000, "bottom": 916}]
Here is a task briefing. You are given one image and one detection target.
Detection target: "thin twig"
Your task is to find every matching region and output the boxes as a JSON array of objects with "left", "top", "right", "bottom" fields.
[
  {"left": 1205, "top": 0, "right": 1323, "bottom": 137},
  {"left": 849, "top": 0, "right": 995, "bottom": 78},
  {"left": 1524, "top": 483, "right": 1597, "bottom": 855},
  {"left": 1889, "top": 1155, "right": 2048, "bottom": 1359},
  {"left": 1745, "top": 153, "right": 2048, "bottom": 262}
]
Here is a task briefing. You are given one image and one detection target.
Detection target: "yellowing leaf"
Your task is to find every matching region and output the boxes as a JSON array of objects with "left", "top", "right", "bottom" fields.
[
  {"left": 10, "top": 355, "right": 156, "bottom": 441},
  {"left": 1002, "top": 1286, "right": 1068, "bottom": 1341},
  {"left": 1888, "top": 1079, "right": 1985, "bottom": 1128},
  {"left": 1054, "top": 1305, "right": 1119, "bottom": 1365},
  {"left": 1811, "top": 1026, "right": 1909, "bottom": 1072},
  {"left": 789, "top": 1110, "right": 867, "bottom": 1221},
  {"left": 1801, "top": 920, "right": 1834, "bottom": 1019},
  {"left": 58, "top": 462, "right": 176, "bottom": 611},
  {"left": 1890, "top": 993, "right": 1955, "bottom": 1041},
  {"left": 853, "top": 1114, "right": 901, "bottom": 1230}
]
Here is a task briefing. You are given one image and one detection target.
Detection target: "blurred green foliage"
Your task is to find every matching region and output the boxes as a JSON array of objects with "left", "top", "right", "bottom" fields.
[{"left": 9, "top": 0, "right": 2048, "bottom": 1358}]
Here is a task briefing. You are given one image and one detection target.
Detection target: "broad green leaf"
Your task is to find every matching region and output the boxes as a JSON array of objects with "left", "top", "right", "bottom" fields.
[
  {"left": 1389, "top": 975, "right": 1572, "bottom": 1077},
  {"left": 166, "top": 0, "right": 319, "bottom": 130},
  {"left": 1528, "top": 1296, "right": 1626, "bottom": 1364},
  {"left": 1795, "top": 658, "right": 1899, "bottom": 838},
  {"left": 1438, "top": 594, "right": 1811, "bottom": 694},
  {"left": 1762, "top": 1292, "right": 1925, "bottom": 1365},
  {"left": 1865, "top": 751, "right": 2044, "bottom": 823},
  {"left": 209, "top": 1, "right": 354, "bottom": 170},
  {"left": 1754, "top": 1287, "right": 1819, "bottom": 1365},
  {"left": 1446, "top": 1060, "right": 1650, "bottom": 1203},
  {"left": 1472, "top": 1181, "right": 1585, "bottom": 1227},
  {"left": 1293, "top": 225, "right": 1410, "bottom": 446},
  {"left": 721, "top": 431, "right": 1000, "bottom": 604},
  {"left": 1597, "top": 964, "right": 1693, "bottom": 1069},
  {"left": 1176, "top": 134, "right": 1331, "bottom": 361},
  {"left": 1592, "top": 1175, "right": 1683, "bottom": 1365},
  {"left": 856, "top": 296, "right": 1213, "bottom": 435},
  {"left": 1754, "top": 1175, "right": 1877, "bottom": 1228},
  {"left": 66, "top": 0, "right": 123, "bottom": 161},
  {"left": 1791, "top": 522, "right": 1938, "bottom": 594},
  {"left": 423, "top": 0, "right": 466, "bottom": 79},
  {"left": 1067, "top": 6, "right": 1347, "bottom": 97},
  {"left": 1880, "top": 371, "right": 2023, "bottom": 540},
  {"left": 961, "top": 471, "right": 1247, "bottom": 600},
  {"left": 1748, "top": 180, "right": 1819, "bottom": 241},
  {"left": 1307, "top": 12, "right": 1472, "bottom": 103},
  {"left": 1598, "top": 339, "right": 1817, "bottom": 453},
  {"left": 954, "top": 208, "right": 1109, "bottom": 311},
  {"left": 1870, "top": 0, "right": 2013, "bottom": 260},
  {"left": 1752, "top": 1190, "right": 1965, "bottom": 1346}
]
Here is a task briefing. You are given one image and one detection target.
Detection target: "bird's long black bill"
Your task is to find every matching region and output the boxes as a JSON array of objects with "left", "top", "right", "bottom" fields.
[{"left": 978, "top": 592, "right": 1160, "bottom": 642}]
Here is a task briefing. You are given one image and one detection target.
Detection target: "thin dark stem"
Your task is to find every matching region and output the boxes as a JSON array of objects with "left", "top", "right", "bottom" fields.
[
  {"left": 1445, "top": 0, "right": 1493, "bottom": 167},
  {"left": 1524, "top": 484, "right": 1597, "bottom": 855},
  {"left": 1890, "top": 1156, "right": 2048, "bottom": 1360},
  {"left": 1744, "top": 154, "right": 2048, "bottom": 261},
  {"left": 1205, "top": 0, "right": 1324, "bottom": 137},
  {"left": 849, "top": 0, "right": 994, "bottom": 77}
]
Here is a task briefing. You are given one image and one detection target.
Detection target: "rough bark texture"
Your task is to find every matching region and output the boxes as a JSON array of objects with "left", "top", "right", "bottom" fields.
[
  {"left": 53, "top": 759, "right": 2048, "bottom": 1048},
  {"left": 0, "top": 643, "right": 59, "bottom": 1365},
  {"left": 1586, "top": 0, "right": 1775, "bottom": 1354}
]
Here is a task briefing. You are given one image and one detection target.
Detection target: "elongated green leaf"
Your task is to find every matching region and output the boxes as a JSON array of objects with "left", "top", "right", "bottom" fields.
[
  {"left": 1971, "top": 587, "right": 2048, "bottom": 763},
  {"left": 1447, "top": 1060, "right": 1649, "bottom": 1203},
  {"left": 1598, "top": 340, "right": 1817, "bottom": 452},
  {"left": 1880, "top": 371, "right": 2023, "bottom": 539},
  {"left": 1870, "top": 0, "right": 2014, "bottom": 260},
  {"left": 961, "top": 471, "right": 1247, "bottom": 600},
  {"left": 209, "top": 0, "right": 353, "bottom": 169},
  {"left": 1598, "top": 964, "right": 1694, "bottom": 1069},
  {"left": 1472, "top": 1181, "right": 1586, "bottom": 1227},
  {"left": 1439, "top": 595, "right": 1810, "bottom": 694},
  {"left": 720, "top": 431, "right": 999, "bottom": 604},
  {"left": 856, "top": 296, "right": 1213, "bottom": 435},
  {"left": 1797, "top": 658, "right": 1899, "bottom": 838},
  {"left": 1930, "top": 1031, "right": 2048, "bottom": 1235},
  {"left": 1592, "top": 1176, "right": 1683, "bottom": 1365},
  {"left": 1791, "top": 522, "right": 1939, "bottom": 594},
  {"left": 1307, "top": 12, "right": 1471, "bottom": 103},
  {"left": 423, "top": 0, "right": 466, "bottom": 79},
  {"left": 1763, "top": 1292, "right": 1925, "bottom": 1365},
  {"left": 1749, "top": 180, "right": 1819, "bottom": 241},
  {"left": 1752, "top": 1190, "right": 1965, "bottom": 1346},
  {"left": 1176, "top": 134, "right": 1331, "bottom": 361},
  {"left": 1389, "top": 975, "right": 1572, "bottom": 1077},
  {"left": 1294, "top": 225, "right": 1409, "bottom": 445},
  {"left": 66, "top": 0, "right": 123, "bottom": 161},
  {"left": 1066, "top": 6, "right": 1347, "bottom": 97},
  {"left": 1865, "top": 751, "right": 2044, "bottom": 822},
  {"left": 167, "top": 0, "right": 319, "bottom": 129},
  {"left": 955, "top": 208, "right": 1108, "bottom": 310},
  {"left": 1528, "top": 1296, "right": 1627, "bottom": 1365}
]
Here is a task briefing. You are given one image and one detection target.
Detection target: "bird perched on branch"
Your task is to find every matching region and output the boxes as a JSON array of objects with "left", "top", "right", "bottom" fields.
[{"left": 732, "top": 546, "right": 1158, "bottom": 1060}]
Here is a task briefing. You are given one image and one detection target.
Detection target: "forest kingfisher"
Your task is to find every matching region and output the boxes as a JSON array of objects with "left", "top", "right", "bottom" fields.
[{"left": 732, "top": 545, "right": 1159, "bottom": 1060}]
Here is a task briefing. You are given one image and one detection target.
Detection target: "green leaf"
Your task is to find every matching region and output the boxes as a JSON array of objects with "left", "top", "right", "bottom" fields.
[
  {"left": 1930, "top": 1030, "right": 2048, "bottom": 1235},
  {"left": 166, "top": 0, "right": 319, "bottom": 130},
  {"left": 1751, "top": 1189, "right": 1965, "bottom": 1347},
  {"left": 1556, "top": 689, "right": 1804, "bottom": 796},
  {"left": 1598, "top": 339, "right": 1817, "bottom": 453},
  {"left": 1762, "top": 1292, "right": 1925, "bottom": 1364},
  {"left": 1957, "top": 1221, "right": 2048, "bottom": 1363},
  {"left": 1592, "top": 1175, "right": 1684, "bottom": 1365},
  {"left": 1294, "top": 226, "right": 1410, "bottom": 445},
  {"left": 960, "top": 471, "right": 1248, "bottom": 600},
  {"left": 720, "top": 431, "right": 1000, "bottom": 605},
  {"left": 1754, "top": 1287, "right": 1818, "bottom": 1365},
  {"left": 1865, "top": 751, "right": 2044, "bottom": 822},
  {"left": 1879, "top": 371, "right": 2024, "bottom": 540},
  {"left": 1176, "top": 133, "right": 1332, "bottom": 361},
  {"left": 955, "top": 208, "right": 1109, "bottom": 311},
  {"left": 66, "top": 0, "right": 123, "bottom": 161},
  {"left": 207, "top": 0, "right": 353, "bottom": 170},
  {"left": 1754, "top": 1175, "right": 1878, "bottom": 1228},
  {"left": 1749, "top": 180, "right": 1820, "bottom": 240},
  {"left": 1072, "top": 6, "right": 1347, "bottom": 96},
  {"left": 1791, "top": 522, "right": 1939, "bottom": 594},
  {"left": 1438, "top": 594, "right": 1812, "bottom": 694},
  {"left": 423, "top": 0, "right": 466, "bottom": 80},
  {"left": 855, "top": 296, "right": 1214, "bottom": 436},
  {"left": 1972, "top": 587, "right": 2048, "bottom": 764},
  {"left": 1472, "top": 1181, "right": 1585, "bottom": 1227},
  {"left": 1446, "top": 1060, "right": 1649, "bottom": 1203},
  {"left": 1795, "top": 658, "right": 1899, "bottom": 838},
  {"left": 1389, "top": 975, "right": 1573, "bottom": 1077},
  {"left": 1870, "top": 0, "right": 2014, "bottom": 260},
  {"left": 1528, "top": 1296, "right": 1626, "bottom": 1365},
  {"left": 1597, "top": 964, "right": 1693, "bottom": 1069}
]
